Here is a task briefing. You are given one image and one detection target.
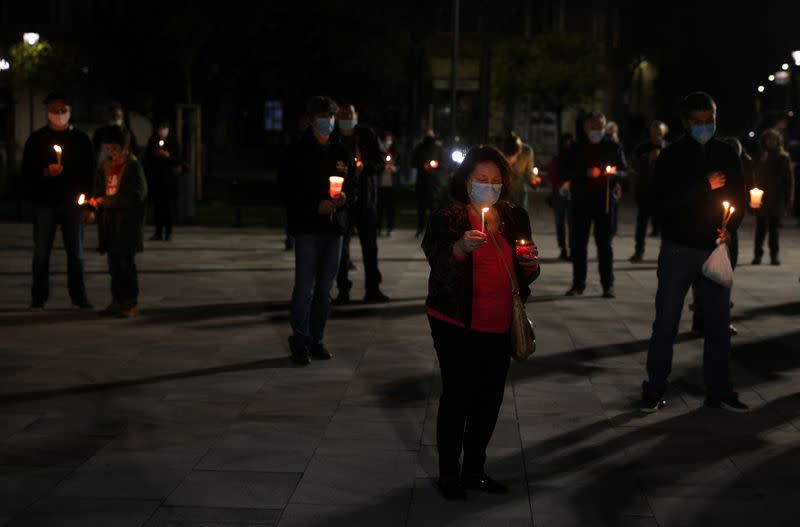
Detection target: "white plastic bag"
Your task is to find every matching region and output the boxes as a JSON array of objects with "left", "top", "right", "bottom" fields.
[{"left": 702, "top": 243, "right": 734, "bottom": 288}]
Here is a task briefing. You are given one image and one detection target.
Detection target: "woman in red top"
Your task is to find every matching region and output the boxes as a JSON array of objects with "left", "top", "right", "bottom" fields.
[{"left": 421, "top": 145, "right": 540, "bottom": 500}]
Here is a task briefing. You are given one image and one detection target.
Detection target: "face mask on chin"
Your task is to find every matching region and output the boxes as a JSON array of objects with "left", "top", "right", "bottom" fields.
[{"left": 48, "top": 112, "right": 70, "bottom": 129}]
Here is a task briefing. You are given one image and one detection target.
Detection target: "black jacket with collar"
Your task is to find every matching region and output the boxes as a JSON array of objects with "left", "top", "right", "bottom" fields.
[{"left": 654, "top": 135, "right": 745, "bottom": 250}]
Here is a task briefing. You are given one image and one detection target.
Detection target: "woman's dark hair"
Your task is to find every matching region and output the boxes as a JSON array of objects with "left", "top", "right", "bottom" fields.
[
  {"left": 680, "top": 91, "right": 716, "bottom": 120},
  {"left": 103, "top": 125, "right": 131, "bottom": 149},
  {"left": 494, "top": 131, "right": 522, "bottom": 158},
  {"left": 759, "top": 128, "right": 785, "bottom": 153},
  {"left": 449, "top": 145, "right": 512, "bottom": 204},
  {"left": 306, "top": 95, "right": 339, "bottom": 117}
]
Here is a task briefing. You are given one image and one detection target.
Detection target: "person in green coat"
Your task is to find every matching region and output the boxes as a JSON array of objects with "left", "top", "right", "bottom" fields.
[{"left": 88, "top": 126, "right": 147, "bottom": 317}]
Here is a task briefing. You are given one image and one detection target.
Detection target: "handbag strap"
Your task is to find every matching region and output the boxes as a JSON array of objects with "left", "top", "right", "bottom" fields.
[{"left": 486, "top": 227, "right": 520, "bottom": 294}]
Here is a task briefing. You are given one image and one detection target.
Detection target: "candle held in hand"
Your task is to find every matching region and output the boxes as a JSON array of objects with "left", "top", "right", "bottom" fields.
[
  {"left": 78, "top": 194, "right": 85, "bottom": 205},
  {"left": 515, "top": 239, "right": 531, "bottom": 258},
  {"left": 749, "top": 187, "right": 764, "bottom": 209},
  {"left": 481, "top": 207, "right": 489, "bottom": 234},
  {"left": 329, "top": 176, "right": 344, "bottom": 198},
  {"left": 53, "top": 145, "right": 62, "bottom": 165},
  {"left": 158, "top": 140, "right": 165, "bottom": 148},
  {"left": 429, "top": 160, "right": 439, "bottom": 169}
]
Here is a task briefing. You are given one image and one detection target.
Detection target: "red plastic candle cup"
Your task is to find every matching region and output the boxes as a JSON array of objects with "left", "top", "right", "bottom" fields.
[
  {"left": 515, "top": 239, "right": 532, "bottom": 258},
  {"left": 329, "top": 176, "right": 344, "bottom": 198}
]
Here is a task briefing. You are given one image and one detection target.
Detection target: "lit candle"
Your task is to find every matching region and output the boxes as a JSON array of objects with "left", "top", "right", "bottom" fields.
[
  {"left": 515, "top": 239, "right": 530, "bottom": 258},
  {"left": 77, "top": 193, "right": 85, "bottom": 205},
  {"left": 481, "top": 207, "right": 489, "bottom": 234},
  {"left": 604, "top": 165, "right": 616, "bottom": 214},
  {"left": 158, "top": 140, "right": 165, "bottom": 148},
  {"left": 53, "top": 145, "right": 62, "bottom": 165},
  {"left": 386, "top": 155, "right": 392, "bottom": 162},
  {"left": 749, "top": 187, "right": 764, "bottom": 209},
  {"left": 329, "top": 176, "right": 344, "bottom": 198},
  {"left": 722, "top": 201, "right": 730, "bottom": 226},
  {"left": 429, "top": 160, "right": 439, "bottom": 169}
]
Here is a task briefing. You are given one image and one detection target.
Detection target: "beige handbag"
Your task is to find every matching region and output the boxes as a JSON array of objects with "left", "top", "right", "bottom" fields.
[{"left": 486, "top": 229, "right": 537, "bottom": 361}]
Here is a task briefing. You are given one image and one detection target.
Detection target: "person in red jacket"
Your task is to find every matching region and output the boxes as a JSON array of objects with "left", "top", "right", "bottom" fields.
[{"left": 422, "top": 145, "right": 540, "bottom": 500}]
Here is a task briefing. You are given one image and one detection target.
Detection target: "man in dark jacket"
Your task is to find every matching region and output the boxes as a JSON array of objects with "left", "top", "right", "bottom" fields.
[
  {"left": 412, "top": 130, "right": 443, "bottom": 237},
  {"left": 22, "top": 91, "right": 94, "bottom": 310},
  {"left": 630, "top": 120, "right": 669, "bottom": 262},
  {"left": 143, "top": 120, "right": 181, "bottom": 241},
  {"left": 641, "top": 92, "right": 748, "bottom": 414},
  {"left": 279, "top": 96, "right": 351, "bottom": 365},
  {"left": 562, "top": 111, "right": 627, "bottom": 298},
  {"left": 332, "top": 103, "right": 390, "bottom": 304}
]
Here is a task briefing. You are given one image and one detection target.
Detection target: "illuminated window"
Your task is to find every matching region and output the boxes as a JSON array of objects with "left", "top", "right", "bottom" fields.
[{"left": 264, "top": 100, "right": 283, "bottom": 132}]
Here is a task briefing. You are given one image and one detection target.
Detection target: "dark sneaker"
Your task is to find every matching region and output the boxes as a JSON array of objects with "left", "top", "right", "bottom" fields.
[
  {"left": 751, "top": 256, "right": 762, "bottom": 265},
  {"left": 149, "top": 232, "right": 163, "bottom": 241},
  {"left": 29, "top": 303, "right": 45, "bottom": 312},
  {"left": 565, "top": 285, "right": 585, "bottom": 297},
  {"left": 72, "top": 300, "right": 94, "bottom": 311},
  {"left": 347, "top": 260, "right": 357, "bottom": 271},
  {"left": 640, "top": 391, "right": 666, "bottom": 413},
  {"left": 558, "top": 249, "right": 570, "bottom": 261},
  {"left": 364, "top": 289, "right": 391, "bottom": 303},
  {"left": 288, "top": 337, "right": 310, "bottom": 366},
  {"left": 629, "top": 251, "right": 644, "bottom": 263},
  {"left": 310, "top": 342, "right": 333, "bottom": 360},
  {"left": 437, "top": 476, "right": 466, "bottom": 501},
  {"left": 602, "top": 287, "right": 616, "bottom": 299},
  {"left": 332, "top": 291, "right": 350, "bottom": 305},
  {"left": 165, "top": 233, "right": 172, "bottom": 242},
  {"left": 461, "top": 473, "right": 509, "bottom": 495},
  {"left": 705, "top": 393, "right": 749, "bottom": 413},
  {"left": 770, "top": 257, "right": 781, "bottom": 266}
]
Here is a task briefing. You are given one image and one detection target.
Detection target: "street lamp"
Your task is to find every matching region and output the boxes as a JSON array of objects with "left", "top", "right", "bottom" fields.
[
  {"left": 769, "top": 74, "right": 775, "bottom": 82},
  {"left": 22, "top": 32, "right": 40, "bottom": 46},
  {"left": 781, "top": 63, "right": 789, "bottom": 71},
  {"left": 0, "top": 59, "right": 9, "bottom": 71}
]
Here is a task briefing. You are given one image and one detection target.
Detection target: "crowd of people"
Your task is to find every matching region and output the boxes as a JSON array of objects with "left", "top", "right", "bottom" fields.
[{"left": 21, "top": 92, "right": 182, "bottom": 317}]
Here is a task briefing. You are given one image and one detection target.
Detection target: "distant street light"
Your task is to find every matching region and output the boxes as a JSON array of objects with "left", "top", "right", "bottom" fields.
[
  {"left": 769, "top": 74, "right": 775, "bottom": 82},
  {"left": 0, "top": 59, "right": 9, "bottom": 71},
  {"left": 757, "top": 85, "right": 765, "bottom": 93},
  {"left": 23, "top": 32, "right": 40, "bottom": 46},
  {"left": 793, "top": 50, "right": 800, "bottom": 66},
  {"left": 781, "top": 63, "right": 789, "bottom": 71}
]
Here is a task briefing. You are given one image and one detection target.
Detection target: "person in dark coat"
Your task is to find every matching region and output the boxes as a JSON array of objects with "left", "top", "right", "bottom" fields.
[
  {"left": 640, "top": 92, "right": 748, "bottom": 414},
  {"left": 377, "top": 131, "right": 399, "bottom": 237},
  {"left": 422, "top": 145, "right": 539, "bottom": 500},
  {"left": 279, "top": 96, "right": 351, "bottom": 366},
  {"left": 22, "top": 91, "right": 95, "bottom": 310},
  {"left": 561, "top": 111, "right": 627, "bottom": 298},
  {"left": 90, "top": 126, "right": 148, "bottom": 318},
  {"left": 143, "top": 120, "right": 182, "bottom": 241},
  {"left": 332, "top": 103, "right": 390, "bottom": 304},
  {"left": 630, "top": 121, "right": 669, "bottom": 262},
  {"left": 92, "top": 101, "right": 139, "bottom": 165},
  {"left": 751, "top": 128, "right": 794, "bottom": 265},
  {"left": 412, "top": 130, "right": 443, "bottom": 237}
]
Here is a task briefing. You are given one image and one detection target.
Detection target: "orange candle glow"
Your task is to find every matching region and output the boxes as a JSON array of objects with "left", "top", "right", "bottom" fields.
[
  {"left": 53, "top": 145, "right": 62, "bottom": 165},
  {"left": 329, "top": 176, "right": 344, "bottom": 198}
]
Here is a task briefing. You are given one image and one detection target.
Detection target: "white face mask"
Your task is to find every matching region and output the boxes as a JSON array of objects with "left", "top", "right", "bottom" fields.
[{"left": 48, "top": 112, "right": 70, "bottom": 129}]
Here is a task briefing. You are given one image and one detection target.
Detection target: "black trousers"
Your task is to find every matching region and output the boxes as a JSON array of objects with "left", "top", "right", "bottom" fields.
[
  {"left": 754, "top": 216, "right": 780, "bottom": 258},
  {"left": 634, "top": 193, "right": 660, "bottom": 253},
  {"left": 428, "top": 316, "right": 510, "bottom": 478},
  {"left": 377, "top": 187, "right": 395, "bottom": 233},
  {"left": 108, "top": 253, "right": 139, "bottom": 303},
  {"left": 151, "top": 176, "right": 175, "bottom": 236},
  {"left": 337, "top": 207, "right": 382, "bottom": 293},
  {"left": 571, "top": 203, "right": 614, "bottom": 290}
]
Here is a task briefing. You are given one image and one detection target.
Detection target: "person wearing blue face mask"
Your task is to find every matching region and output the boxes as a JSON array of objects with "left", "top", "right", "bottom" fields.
[
  {"left": 561, "top": 111, "right": 627, "bottom": 298},
  {"left": 332, "top": 103, "right": 390, "bottom": 304},
  {"left": 278, "top": 96, "right": 351, "bottom": 366},
  {"left": 640, "top": 92, "right": 748, "bottom": 414},
  {"left": 421, "top": 145, "right": 539, "bottom": 500}
]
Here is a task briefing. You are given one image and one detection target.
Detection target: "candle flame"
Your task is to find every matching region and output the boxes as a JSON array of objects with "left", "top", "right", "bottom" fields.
[
  {"left": 78, "top": 194, "right": 85, "bottom": 205},
  {"left": 533, "top": 167, "right": 539, "bottom": 175},
  {"left": 158, "top": 140, "right": 165, "bottom": 147},
  {"left": 728, "top": 206, "right": 735, "bottom": 214},
  {"left": 482, "top": 207, "right": 490, "bottom": 213},
  {"left": 723, "top": 201, "right": 730, "bottom": 209},
  {"left": 53, "top": 145, "right": 62, "bottom": 154},
  {"left": 386, "top": 155, "right": 391, "bottom": 162},
  {"left": 429, "top": 160, "right": 439, "bottom": 169}
]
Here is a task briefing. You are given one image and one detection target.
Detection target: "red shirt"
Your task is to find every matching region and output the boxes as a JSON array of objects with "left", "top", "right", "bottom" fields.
[{"left": 427, "top": 208, "right": 516, "bottom": 334}]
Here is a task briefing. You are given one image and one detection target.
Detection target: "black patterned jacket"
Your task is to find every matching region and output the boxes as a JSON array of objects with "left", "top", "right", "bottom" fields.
[{"left": 421, "top": 200, "right": 539, "bottom": 329}]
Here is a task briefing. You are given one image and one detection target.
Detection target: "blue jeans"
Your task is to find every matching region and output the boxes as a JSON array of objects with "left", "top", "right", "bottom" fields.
[
  {"left": 31, "top": 206, "right": 88, "bottom": 306},
  {"left": 290, "top": 234, "right": 343, "bottom": 345},
  {"left": 108, "top": 254, "right": 139, "bottom": 303},
  {"left": 644, "top": 241, "right": 732, "bottom": 398}
]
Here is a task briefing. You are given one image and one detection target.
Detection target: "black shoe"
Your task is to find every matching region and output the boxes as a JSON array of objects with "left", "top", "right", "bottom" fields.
[
  {"left": 284, "top": 238, "right": 294, "bottom": 251},
  {"left": 461, "top": 473, "right": 509, "bottom": 495},
  {"left": 629, "top": 251, "right": 644, "bottom": 263},
  {"left": 602, "top": 287, "right": 616, "bottom": 299},
  {"left": 364, "top": 289, "right": 391, "bottom": 303},
  {"left": 640, "top": 391, "right": 666, "bottom": 413},
  {"left": 751, "top": 256, "right": 762, "bottom": 265},
  {"left": 72, "top": 300, "right": 94, "bottom": 310},
  {"left": 347, "top": 260, "right": 357, "bottom": 271},
  {"left": 705, "top": 393, "right": 749, "bottom": 413},
  {"left": 288, "top": 337, "right": 310, "bottom": 366},
  {"left": 770, "top": 256, "right": 781, "bottom": 266},
  {"left": 29, "top": 302, "right": 45, "bottom": 312},
  {"left": 332, "top": 292, "right": 350, "bottom": 305},
  {"left": 310, "top": 342, "right": 333, "bottom": 360},
  {"left": 149, "top": 232, "right": 163, "bottom": 241},
  {"left": 729, "top": 324, "right": 738, "bottom": 336},
  {"left": 558, "top": 249, "right": 569, "bottom": 261},
  {"left": 565, "top": 285, "right": 585, "bottom": 296},
  {"left": 437, "top": 476, "right": 466, "bottom": 500},
  {"left": 649, "top": 230, "right": 660, "bottom": 238},
  {"left": 164, "top": 232, "right": 172, "bottom": 242}
]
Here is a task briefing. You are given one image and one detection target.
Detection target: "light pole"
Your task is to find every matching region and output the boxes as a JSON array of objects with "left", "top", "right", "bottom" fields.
[
  {"left": 450, "top": 0, "right": 459, "bottom": 142},
  {"left": 23, "top": 32, "right": 40, "bottom": 137}
]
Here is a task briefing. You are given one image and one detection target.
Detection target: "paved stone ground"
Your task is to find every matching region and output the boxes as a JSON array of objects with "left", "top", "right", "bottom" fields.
[{"left": 0, "top": 205, "right": 799, "bottom": 526}]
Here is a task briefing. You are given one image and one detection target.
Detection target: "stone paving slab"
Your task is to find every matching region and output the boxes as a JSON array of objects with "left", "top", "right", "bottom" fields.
[{"left": 1, "top": 208, "right": 799, "bottom": 526}]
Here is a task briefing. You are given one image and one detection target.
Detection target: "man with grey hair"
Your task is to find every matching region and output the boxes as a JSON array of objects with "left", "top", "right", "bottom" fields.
[{"left": 562, "top": 111, "right": 627, "bottom": 298}]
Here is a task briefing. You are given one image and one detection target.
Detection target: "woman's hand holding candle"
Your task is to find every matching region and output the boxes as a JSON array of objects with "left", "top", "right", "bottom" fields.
[
  {"left": 516, "top": 240, "right": 540, "bottom": 270},
  {"left": 46, "top": 164, "right": 63, "bottom": 177},
  {"left": 454, "top": 230, "right": 487, "bottom": 258}
]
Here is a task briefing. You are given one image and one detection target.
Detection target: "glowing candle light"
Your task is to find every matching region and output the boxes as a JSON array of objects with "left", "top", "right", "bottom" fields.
[
  {"left": 749, "top": 187, "right": 763, "bottom": 209},
  {"left": 429, "top": 160, "right": 439, "bottom": 169},
  {"left": 158, "top": 140, "right": 165, "bottom": 148},
  {"left": 77, "top": 193, "right": 85, "bottom": 205},
  {"left": 386, "top": 155, "right": 392, "bottom": 162},
  {"left": 329, "top": 176, "right": 344, "bottom": 198},
  {"left": 722, "top": 201, "right": 730, "bottom": 225},
  {"left": 53, "top": 145, "right": 62, "bottom": 165},
  {"left": 481, "top": 207, "right": 489, "bottom": 234}
]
